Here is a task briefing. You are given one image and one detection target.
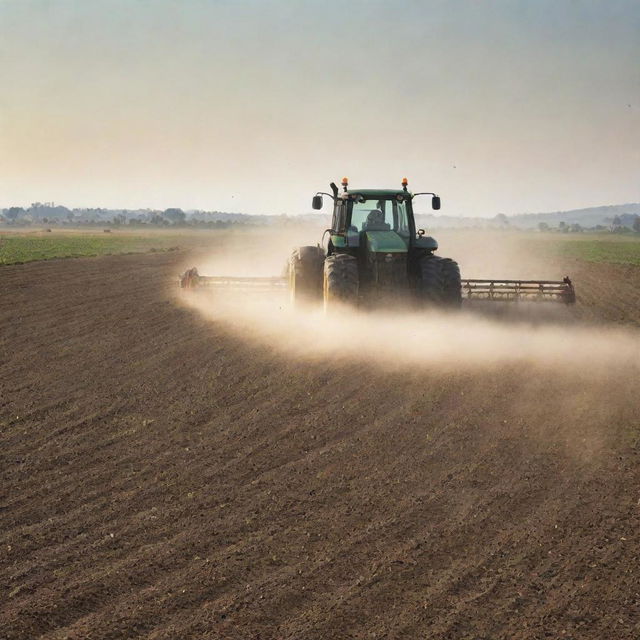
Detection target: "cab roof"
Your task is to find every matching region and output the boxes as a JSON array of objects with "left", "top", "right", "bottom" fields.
[{"left": 341, "top": 189, "right": 410, "bottom": 198}]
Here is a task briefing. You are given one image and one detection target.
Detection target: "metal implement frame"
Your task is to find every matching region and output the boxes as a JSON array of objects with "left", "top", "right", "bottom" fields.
[
  {"left": 189, "top": 276, "right": 287, "bottom": 290},
  {"left": 462, "top": 277, "right": 575, "bottom": 304},
  {"left": 179, "top": 269, "right": 287, "bottom": 290},
  {"left": 180, "top": 269, "right": 576, "bottom": 304}
]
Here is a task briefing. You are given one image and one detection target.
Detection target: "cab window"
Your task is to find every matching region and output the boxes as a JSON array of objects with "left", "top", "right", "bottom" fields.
[
  {"left": 349, "top": 198, "right": 409, "bottom": 236},
  {"left": 333, "top": 202, "right": 346, "bottom": 231}
]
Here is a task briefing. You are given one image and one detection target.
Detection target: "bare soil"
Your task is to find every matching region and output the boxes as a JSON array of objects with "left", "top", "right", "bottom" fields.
[{"left": 1, "top": 248, "right": 639, "bottom": 639}]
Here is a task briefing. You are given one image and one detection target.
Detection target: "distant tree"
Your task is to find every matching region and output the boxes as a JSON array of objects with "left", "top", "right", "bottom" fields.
[
  {"left": 5, "top": 206, "right": 25, "bottom": 221},
  {"left": 558, "top": 221, "right": 568, "bottom": 233},
  {"left": 494, "top": 213, "right": 509, "bottom": 228},
  {"left": 611, "top": 215, "right": 622, "bottom": 231},
  {"left": 162, "top": 208, "right": 186, "bottom": 224},
  {"left": 570, "top": 223, "right": 583, "bottom": 233},
  {"left": 633, "top": 215, "right": 640, "bottom": 233},
  {"left": 537, "top": 222, "right": 550, "bottom": 232}
]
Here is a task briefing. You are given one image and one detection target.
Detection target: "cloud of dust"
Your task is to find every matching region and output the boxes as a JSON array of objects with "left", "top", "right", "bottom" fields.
[
  {"left": 174, "top": 228, "right": 640, "bottom": 379},
  {"left": 179, "top": 289, "right": 639, "bottom": 377}
]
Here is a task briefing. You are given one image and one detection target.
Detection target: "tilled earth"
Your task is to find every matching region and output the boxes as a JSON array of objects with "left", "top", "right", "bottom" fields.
[{"left": 1, "top": 247, "right": 640, "bottom": 639}]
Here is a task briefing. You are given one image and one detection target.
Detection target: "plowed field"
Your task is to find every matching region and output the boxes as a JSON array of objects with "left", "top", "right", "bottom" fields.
[{"left": 2, "top": 234, "right": 640, "bottom": 639}]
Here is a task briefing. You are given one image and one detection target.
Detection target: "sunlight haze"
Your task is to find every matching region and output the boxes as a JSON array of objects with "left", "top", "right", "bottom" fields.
[{"left": 1, "top": 0, "right": 639, "bottom": 216}]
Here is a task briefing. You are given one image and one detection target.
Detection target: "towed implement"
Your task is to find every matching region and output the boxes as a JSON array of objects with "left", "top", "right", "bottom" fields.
[
  {"left": 462, "top": 278, "right": 575, "bottom": 303},
  {"left": 180, "top": 269, "right": 287, "bottom": 291},
  {"left": 180, "top": 178, "right": 575, "bottom": 308}
]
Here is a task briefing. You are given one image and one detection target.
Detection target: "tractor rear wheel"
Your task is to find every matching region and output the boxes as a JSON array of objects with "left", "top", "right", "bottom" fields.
[
  {"left": 289, "top": 246, "right": 324, "bottom": 307},
  {"left": 440, "top": 258, "right": 462, "bottom": 308},
  {"left": 418, "top": 255, "right": 462, "bottom": 308},
  {"left": 323, "top": 253, "right": 359, "bottom": 312},
  {"left": 418, "top": 255, "right": 445, "bottom": 304}
]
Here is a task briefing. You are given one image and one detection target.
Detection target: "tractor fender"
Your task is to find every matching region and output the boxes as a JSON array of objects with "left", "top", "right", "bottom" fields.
[{"left": 415, "top": 235, "right": 438, "bottom": 251}]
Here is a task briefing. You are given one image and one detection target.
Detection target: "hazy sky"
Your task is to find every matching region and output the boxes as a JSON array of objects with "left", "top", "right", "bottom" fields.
[{"left": 1, "top": 0, "right": 639, "bottom": 216}]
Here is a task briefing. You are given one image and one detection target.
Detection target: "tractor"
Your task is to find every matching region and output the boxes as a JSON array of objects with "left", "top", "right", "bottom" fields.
[{"left": 290, "top": 177, "right": 462, "bottom": 310}]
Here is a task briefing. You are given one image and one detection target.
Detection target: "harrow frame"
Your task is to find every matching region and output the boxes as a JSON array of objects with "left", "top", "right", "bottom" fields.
[
  {"left": 180, "top": 268, "right": 575, "bottom": 304},
  {"left": 461, "top": 277, "right": 575, "bottom": 304}
]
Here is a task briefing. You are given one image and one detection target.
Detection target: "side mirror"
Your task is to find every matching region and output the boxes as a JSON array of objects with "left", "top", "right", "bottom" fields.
[
  {"left": 432, "top": 196, "right": 441, "bottom": 210},
  {"left": 312, "top": 195, "right": 323, "bottom": 210}
]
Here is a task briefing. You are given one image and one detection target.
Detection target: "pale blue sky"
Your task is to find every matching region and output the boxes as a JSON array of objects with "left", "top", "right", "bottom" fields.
[{"left": 1, "top": 0, "right": 639, "bottom": 215}]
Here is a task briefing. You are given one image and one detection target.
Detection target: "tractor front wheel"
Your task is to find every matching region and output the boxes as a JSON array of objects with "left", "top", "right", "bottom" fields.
[{"left": 323, "top": 254, "right": 359, "bottom": 312}]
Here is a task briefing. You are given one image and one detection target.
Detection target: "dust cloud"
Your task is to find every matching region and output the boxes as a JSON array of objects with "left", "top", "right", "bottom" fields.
[
  {"left": 180, "top": 291, "right": 638, "bottom": 376},
  {"left": 175, "top": 228, "right": 640, "bottom": 378}
]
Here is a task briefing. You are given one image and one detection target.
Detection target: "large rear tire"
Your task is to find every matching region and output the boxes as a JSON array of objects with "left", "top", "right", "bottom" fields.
[
  {"left": 418, "top": 255, "right": 445, "bottom": 304},
  {"left": 440, "top": 258, "right": 462, "bottom": 308},
  {"left": 323, "top": 253, "right": 359, "bottom": 312},
  {"left": 418, "top": 255, "right": 462, "bottom": 308},
  {"left": 289, "top": 246, "right": 324, "bottom": 307}
]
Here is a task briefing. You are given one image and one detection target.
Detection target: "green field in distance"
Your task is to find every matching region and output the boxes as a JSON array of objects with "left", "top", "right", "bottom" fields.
[
  {"left": 2, "top": 228, "right": 640, "bottom": 267},
  {"left": 0, "top": 230, "right": 187, "bottom": 265},
  {"left": 542, "top": 234, "right": 640, "bottom": 266}
]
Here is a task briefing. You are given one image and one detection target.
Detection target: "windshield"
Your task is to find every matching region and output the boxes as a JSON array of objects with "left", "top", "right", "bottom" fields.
[{"left": 349, "top": 198, "right": 410, "bottom": 237}]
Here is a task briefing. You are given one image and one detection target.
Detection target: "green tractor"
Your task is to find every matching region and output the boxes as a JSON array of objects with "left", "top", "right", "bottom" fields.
[
  {"left": 180, "top": 177, "right": 575, "bottom": 306},
  {"left": 289, "top": 177, "right": 462, "bottom": 310}
]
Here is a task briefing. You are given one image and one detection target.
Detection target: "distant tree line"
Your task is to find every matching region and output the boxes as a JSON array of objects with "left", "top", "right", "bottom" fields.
[
  {"left": 536, "top": 215, "right": 640, "bottom": 234},
  {"left": 0, "top": 204, "right": 303, "bottom": 228},
  {"left": 2, "top": 202, "right": 640, "bottom": 232}
]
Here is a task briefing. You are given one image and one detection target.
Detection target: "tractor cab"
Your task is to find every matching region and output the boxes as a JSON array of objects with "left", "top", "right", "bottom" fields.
[{"left": 313, "top": 178, "right": 441, "bottom": 256}]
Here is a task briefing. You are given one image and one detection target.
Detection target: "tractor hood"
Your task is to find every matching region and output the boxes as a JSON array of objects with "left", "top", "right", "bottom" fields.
[{"left": 365, "top": 231, "right": 408, "bottom": 253}]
